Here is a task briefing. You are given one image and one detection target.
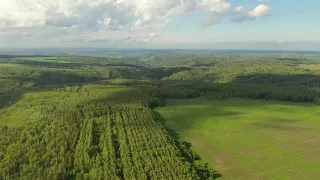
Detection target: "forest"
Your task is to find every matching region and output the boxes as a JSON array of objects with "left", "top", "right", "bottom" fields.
[{"left": 1, "top": 52, "right": 320, "bottom": 180}]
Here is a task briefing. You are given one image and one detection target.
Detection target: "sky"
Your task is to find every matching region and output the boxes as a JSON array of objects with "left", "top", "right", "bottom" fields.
[{"left": 0, "top": 0, "right": 319, "bottom": 50}]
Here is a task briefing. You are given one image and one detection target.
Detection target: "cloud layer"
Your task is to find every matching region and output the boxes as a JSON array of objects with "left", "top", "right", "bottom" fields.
[
  {"left": 1, "top": 0, "right": 238, "bottom": 29},
  {"left": 0, "top": 0, "right": 272, "bottom": 45}
]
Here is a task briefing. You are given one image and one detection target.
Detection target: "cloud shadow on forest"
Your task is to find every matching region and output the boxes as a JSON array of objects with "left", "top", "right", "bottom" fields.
[
  {"left": 232, "top": 73, "right": 320, "bottom": 85},
  {"left": 0, "top": 71, "right": 103, "bottom": 109}
]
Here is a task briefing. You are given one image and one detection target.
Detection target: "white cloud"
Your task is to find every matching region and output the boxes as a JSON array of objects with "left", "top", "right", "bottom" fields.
[
  {"left": 0, "top": 0, "right": 272, "bottom": 46},
  {"left": 234, "top": 6, "right": 244, "bottom": 13},
  {"left": 121, "top": 33, "right": 162, "bottom": 43},
  {"left": 0, "top": 0, "right": 137, "bottom": 30},
  {"left": 196, "top": 0, "right": 231, "bottom": 13},
  {"left": 134, "top": 0, "right": 232, "bottom": 28},
  {"left": 0, "top": 0, "right": 233, "bottom": 30},
  {"left": 232, "top": 4, "right": 272, "bottom": 22},
  {"left": 248, "top": 4, "right": 272, "bottom": 18}
]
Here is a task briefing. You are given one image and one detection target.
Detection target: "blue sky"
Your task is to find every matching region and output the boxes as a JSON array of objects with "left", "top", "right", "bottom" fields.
[
  {"left": 0, "top": 0, "right": 319, "bottom": 50},
  {"left": 167, "top": 0, "right": 320, "bottom": 42}
]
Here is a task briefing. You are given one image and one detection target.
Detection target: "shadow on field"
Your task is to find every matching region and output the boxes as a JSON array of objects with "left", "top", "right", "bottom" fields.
[
  {"left": 154, "top": 111, "right": 222, "bottom": 180},
  {"left": 159, "top": 102, "right": 243, "bottom": 132},
  {"left": 251, "top": 118, "right": 310, "bottom": 132}
]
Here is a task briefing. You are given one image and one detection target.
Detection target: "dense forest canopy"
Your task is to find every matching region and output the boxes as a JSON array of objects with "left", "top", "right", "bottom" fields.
[{"left": 1, "top": 52, "right": 320, "bottom": 179}]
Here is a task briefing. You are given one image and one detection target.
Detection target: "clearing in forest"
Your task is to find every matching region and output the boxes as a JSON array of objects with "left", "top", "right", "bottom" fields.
[{"left": 156, "top": 98, "right": 320, "bottom": 180}]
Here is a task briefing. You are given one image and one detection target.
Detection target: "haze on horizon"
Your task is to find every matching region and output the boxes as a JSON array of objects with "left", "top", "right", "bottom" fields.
[{"left": 0, "top": 0, "right": 319, "bottom": 50}]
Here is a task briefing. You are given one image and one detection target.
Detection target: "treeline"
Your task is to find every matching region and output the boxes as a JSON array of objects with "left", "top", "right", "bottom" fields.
[
  {"left": 152, "top": 81, "right": 320, "bottom": 104},
  {"left": 101, "top": 79, "right": 320, "bottom": 104}
]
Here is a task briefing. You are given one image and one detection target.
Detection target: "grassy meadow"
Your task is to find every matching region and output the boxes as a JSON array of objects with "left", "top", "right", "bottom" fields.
[{"left": 156, "top": 98, "right": 320, "bottom": 180}]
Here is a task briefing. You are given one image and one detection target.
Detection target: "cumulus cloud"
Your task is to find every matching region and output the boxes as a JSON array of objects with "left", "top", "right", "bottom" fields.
[
  {"left": 0, "top": 0, "right": 233, "bottom": 30},
  {"left": 0, "top": 0, "right": 272, "bottom": 45},
  {"left": 0, "top": 0, "right": 136, "bottom": 30},
  {"left": 232, "top": 4, "right": 272, "bottom": 22},
  {"left": 248, "top": 4, "right": 272, "bottom": 18},
  {"left": 134, "top": 0, "right": 232, "bottom": 28},
  {"left": 234, "top": 6, "right": 245, "bottom": 13}
]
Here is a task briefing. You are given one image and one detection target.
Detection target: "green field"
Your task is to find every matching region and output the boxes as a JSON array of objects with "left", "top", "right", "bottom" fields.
[
  {"left": 156, "top": 98, "right": 320, "bottom": 180},
  {"left": 0, "top": 63, "right": 22, "bottom": 67}
]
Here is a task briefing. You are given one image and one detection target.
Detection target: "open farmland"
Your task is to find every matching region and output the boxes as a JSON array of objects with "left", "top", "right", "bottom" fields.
[{"left": 156, "top": 98, "right": 320, "bottom": 180}]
